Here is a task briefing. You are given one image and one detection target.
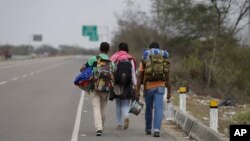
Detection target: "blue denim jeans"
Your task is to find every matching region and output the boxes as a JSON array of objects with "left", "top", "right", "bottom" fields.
[
  {"left": 144, "top": 87, "right": 165, "bottom": 132},
  {"left": 115, "top": 99, "right": 130, "bottom": 125}
]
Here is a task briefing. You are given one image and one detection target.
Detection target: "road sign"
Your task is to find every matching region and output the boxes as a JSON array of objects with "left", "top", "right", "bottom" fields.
[
  {"left": 89, "top": 34, "right": 99, "bottom": 41},
  {"left": 82, "top": 25, "right": 99, "bottom": 41},
  {"left": 33, "top": 34, "right": 42, "bottom": 42}
]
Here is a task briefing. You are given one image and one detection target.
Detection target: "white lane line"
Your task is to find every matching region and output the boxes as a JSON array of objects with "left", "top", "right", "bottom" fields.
[
  {"left": 22, "top": 74, "right": 27, "bottom": 78},
  {"left": 0, "top": 81, "right": 7, "bottom": 85},
  {"left": 71, "top": 91, "right": 85, "bottom": 141},
  {"left": 11, "top": 77, "right": 19, "bottom": 81}
]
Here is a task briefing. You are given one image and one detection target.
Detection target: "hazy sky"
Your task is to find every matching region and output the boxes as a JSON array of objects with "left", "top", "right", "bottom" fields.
[{"left": 0, "top": 0, "right": 151, "bottom": 48}]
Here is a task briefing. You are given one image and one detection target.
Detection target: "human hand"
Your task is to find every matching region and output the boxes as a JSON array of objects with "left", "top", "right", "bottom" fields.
[
  {"left": 166, "top": 99, "right": 171, "bottom": 103},
  {"left": 166, "top": 94, "right": 171, "bottom": 103},
  {"left": 80, "top": 66, "right": 85, "bottom": 72},
  {"left": 135, "top": 90, "right": 140, "bottom": 101}
]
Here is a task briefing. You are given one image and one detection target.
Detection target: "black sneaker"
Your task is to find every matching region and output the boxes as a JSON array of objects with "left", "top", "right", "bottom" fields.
[
  {"left": 145, "top": 130, "right": 151, "bottom": 135},
  {"left": 96, "top": 130, "right": 102, "bottom": 136},
  {"left": 153, "top": 131, "right": 160, "bottom": 137}
]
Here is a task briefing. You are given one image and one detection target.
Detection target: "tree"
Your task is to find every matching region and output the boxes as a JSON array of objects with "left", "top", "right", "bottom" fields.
[
  {"left": 112, "top": 0, "right": 160, "bottom": 61},
  {"left": 35, "top": 45, "right": 59, "bottom": 55},
  {"left": 151, "top": 0, "right": 249, "bottom": 88},
  {"left": 206, "top": 0, "right": 249, "bottom": 88}
]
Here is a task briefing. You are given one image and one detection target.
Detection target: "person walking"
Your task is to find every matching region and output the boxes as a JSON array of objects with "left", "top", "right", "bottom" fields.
[
  {"left": 110, "top": 42, "right": 137, "bottom": 130},
  {"left": 80, "top": 42, "right": 113, "bottom": 136},
  {"left": 136, "top": 42, "right": 171, "bottom": 137}
]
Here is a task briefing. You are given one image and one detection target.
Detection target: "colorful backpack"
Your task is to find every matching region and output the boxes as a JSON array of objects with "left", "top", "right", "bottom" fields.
[
  {"left": 142, "top": 49, "right": 170, "bottom": 82},
  {"left": 74, "top": 67, "right": 94, "bottom": 93},
  {"left": 94, "top": 56, "right": 113, "bottom": 92}
]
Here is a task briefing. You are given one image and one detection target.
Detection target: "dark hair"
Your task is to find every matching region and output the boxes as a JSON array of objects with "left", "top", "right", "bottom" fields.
[
  {"left": 149, "top": 42, "right": 160, "bottom": 49},
  {"left": 118, "top": 42, "right": 129, "bottom": 52},
  {"left": 100, "top": 42, "right": 110, "bottom": 53}
]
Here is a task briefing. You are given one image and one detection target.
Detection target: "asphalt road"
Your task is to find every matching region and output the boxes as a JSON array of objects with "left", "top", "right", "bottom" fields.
[{"left": 0, "top": 56, "right": 189, "bottom": 141}]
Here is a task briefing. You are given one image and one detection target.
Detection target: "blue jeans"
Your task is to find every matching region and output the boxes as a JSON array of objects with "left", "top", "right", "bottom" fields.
[
  {"left": 144, "top": 87, "right": 165, "bottom": 132},
  {"left": 115, "top": 99, "right": 130, "bottom": 125}
]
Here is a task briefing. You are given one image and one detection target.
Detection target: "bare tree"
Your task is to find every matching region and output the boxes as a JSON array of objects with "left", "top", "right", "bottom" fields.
[{"left": 206, "top": 0, "right": 249, "bottom": 88}]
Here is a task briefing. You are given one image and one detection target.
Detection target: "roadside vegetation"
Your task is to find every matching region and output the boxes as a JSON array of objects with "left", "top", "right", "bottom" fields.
[
  {"left": 111, "top": 0, "right": 250, "bottom": 136},
  {"left": 112, "top": 0, "right": 250, "bottom": 103}
]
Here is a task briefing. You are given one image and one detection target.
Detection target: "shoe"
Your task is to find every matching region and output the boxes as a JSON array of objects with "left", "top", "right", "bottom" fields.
[
  {"left": 153, "top": 131, "right": 160, "bottom": 137},
  {"left": 116, "top": 125, "right": 122, "bottom": 130},
  {"left": 145, "top": 130, "right": 151, "bottom": 135},
  {"left": 96, "top": 130, "right": 102, "bottom": 136},
  {"left": 123, "top": 118, "right": 129, "bottom": 130}
]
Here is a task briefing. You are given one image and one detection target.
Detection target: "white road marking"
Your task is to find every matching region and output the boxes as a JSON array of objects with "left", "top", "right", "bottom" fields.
[
  {"left": 81, "top": 134, "right": 86, "bottom": 137},
  {"left": 11, "top": 77, "right": 18, "bottom": 81},
  {"left": 22, "top": 74, "right": 27, "bottom": 78},
  {"left": 71, "top": 91, "right": 85, "bottom": 141},
  {"left": 0, "top": 81, "right": 7, "bottom": 85}
]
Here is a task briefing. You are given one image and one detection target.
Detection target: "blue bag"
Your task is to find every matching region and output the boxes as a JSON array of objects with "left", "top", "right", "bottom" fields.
[
  {"left": 74, "top": 67, "right": 94, "bottom": 93},
  {"left": 142, "top": 48, "right": 169, "bottom": 60}
]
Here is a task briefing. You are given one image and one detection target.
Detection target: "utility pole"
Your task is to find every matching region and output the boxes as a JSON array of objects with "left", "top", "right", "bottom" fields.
[{"left": 154, "top": 0, "right": 160, "bottom": 40}]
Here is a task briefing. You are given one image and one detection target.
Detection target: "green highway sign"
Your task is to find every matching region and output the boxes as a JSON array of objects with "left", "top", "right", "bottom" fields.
[
  {"left": 89, "top": 34, "right": 99, "bottom": 41},
  {"left": 82, "top": 25, "right": 97, "bottom": 36},
  {"left": 82, "top": 25, "right": 99, "bottom": 41}
]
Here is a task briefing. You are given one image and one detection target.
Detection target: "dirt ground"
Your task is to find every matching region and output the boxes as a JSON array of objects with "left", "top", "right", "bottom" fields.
[{"left": 171, "top": 91, "right": 250, "bottom": 137}]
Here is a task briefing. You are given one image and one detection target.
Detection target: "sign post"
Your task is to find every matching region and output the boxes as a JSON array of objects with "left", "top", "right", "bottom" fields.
[
  {"left": 179, "top": 87, "right": 187, "bottom": 112},
  {"left": 33, "top": 34, "right": 42, "bottom": 42},
  {"left": 210, "top": 99, "right": 218, "bottom": 132}
]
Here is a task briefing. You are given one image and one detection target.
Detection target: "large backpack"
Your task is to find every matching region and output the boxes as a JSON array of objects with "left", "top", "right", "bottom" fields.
[
  {"left": 142, "top": 49, "right": 170, "bottom": 82},
  {"left": 114, "top": 59, "right": 132, "bottom": 86},
  {"left": 94, "top": 56, "right": 113, "bottom": 92},
  {"left": 74, "top": 67, "right": 94, "bottom": 93}
]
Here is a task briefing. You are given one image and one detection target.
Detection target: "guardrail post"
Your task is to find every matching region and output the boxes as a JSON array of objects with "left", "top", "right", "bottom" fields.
[
  {"left": 179, "top": 87, "right": 187, "bottom": 112},
  {"left": 210, "top": 99, "right": 218, "bottom": 132}
]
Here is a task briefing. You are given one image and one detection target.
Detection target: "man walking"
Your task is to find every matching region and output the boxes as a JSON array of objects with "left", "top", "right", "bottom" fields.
[
  {"left": 110, "top": 42, "right": 137, "bottom": 130},
  {"left": 80, "top": 42, "right": 113, "bottom": 136},
  {"left": 137, "top": 42, "right": 171, "bottom": 137}
]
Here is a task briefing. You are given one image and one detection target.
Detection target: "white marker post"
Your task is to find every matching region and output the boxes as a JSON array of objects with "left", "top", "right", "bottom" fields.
[
  {"left": 179, "top": 87, "right": 187, "bottom": 112},
  {"left": 210, "top": 99, "right": 218, "bottom": 132}
]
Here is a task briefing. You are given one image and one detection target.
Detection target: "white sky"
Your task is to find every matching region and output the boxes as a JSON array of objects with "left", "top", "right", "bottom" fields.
[{"left": 0, "top": 0, "right": 151, "bottom": 48}]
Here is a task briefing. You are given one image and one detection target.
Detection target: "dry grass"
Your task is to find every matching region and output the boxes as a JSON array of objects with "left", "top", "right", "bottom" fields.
[{"left": 171, "top": 92, "right": 250, "bottom": 137}]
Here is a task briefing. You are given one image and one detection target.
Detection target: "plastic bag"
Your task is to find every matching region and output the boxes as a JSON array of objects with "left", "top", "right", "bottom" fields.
[{"left": 164, "top": 100, "right": 174, "bottom": 121}]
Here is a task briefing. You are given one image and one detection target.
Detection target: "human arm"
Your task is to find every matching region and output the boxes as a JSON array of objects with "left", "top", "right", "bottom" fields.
[
  {"left": 136, "top": 62, "right": 144, "bottom": 99},
  {"left": 80, "top": 56, "right": 96, "bottom": 72},
  {"left": 131, "top": 60, "right": 137, "bottom": 86}
]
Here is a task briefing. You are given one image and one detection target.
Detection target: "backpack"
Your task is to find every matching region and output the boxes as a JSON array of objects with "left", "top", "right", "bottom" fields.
[
  {"left": 114, "top": 59, "right": 132, "bottom": 86},
  {"left": 74, "top": 67, "right": 94, "bottom": 93},
  {"left": 94, "top": 56, "right": 113, "bottom": 92},
  {"left": 142, "top": 49, "right": 170, "bottom": 82}
]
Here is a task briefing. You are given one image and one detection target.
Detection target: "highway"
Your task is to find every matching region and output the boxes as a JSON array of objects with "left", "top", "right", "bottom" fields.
[{"left": 0, "top": 56, "right": 189, "bottom": 141}]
